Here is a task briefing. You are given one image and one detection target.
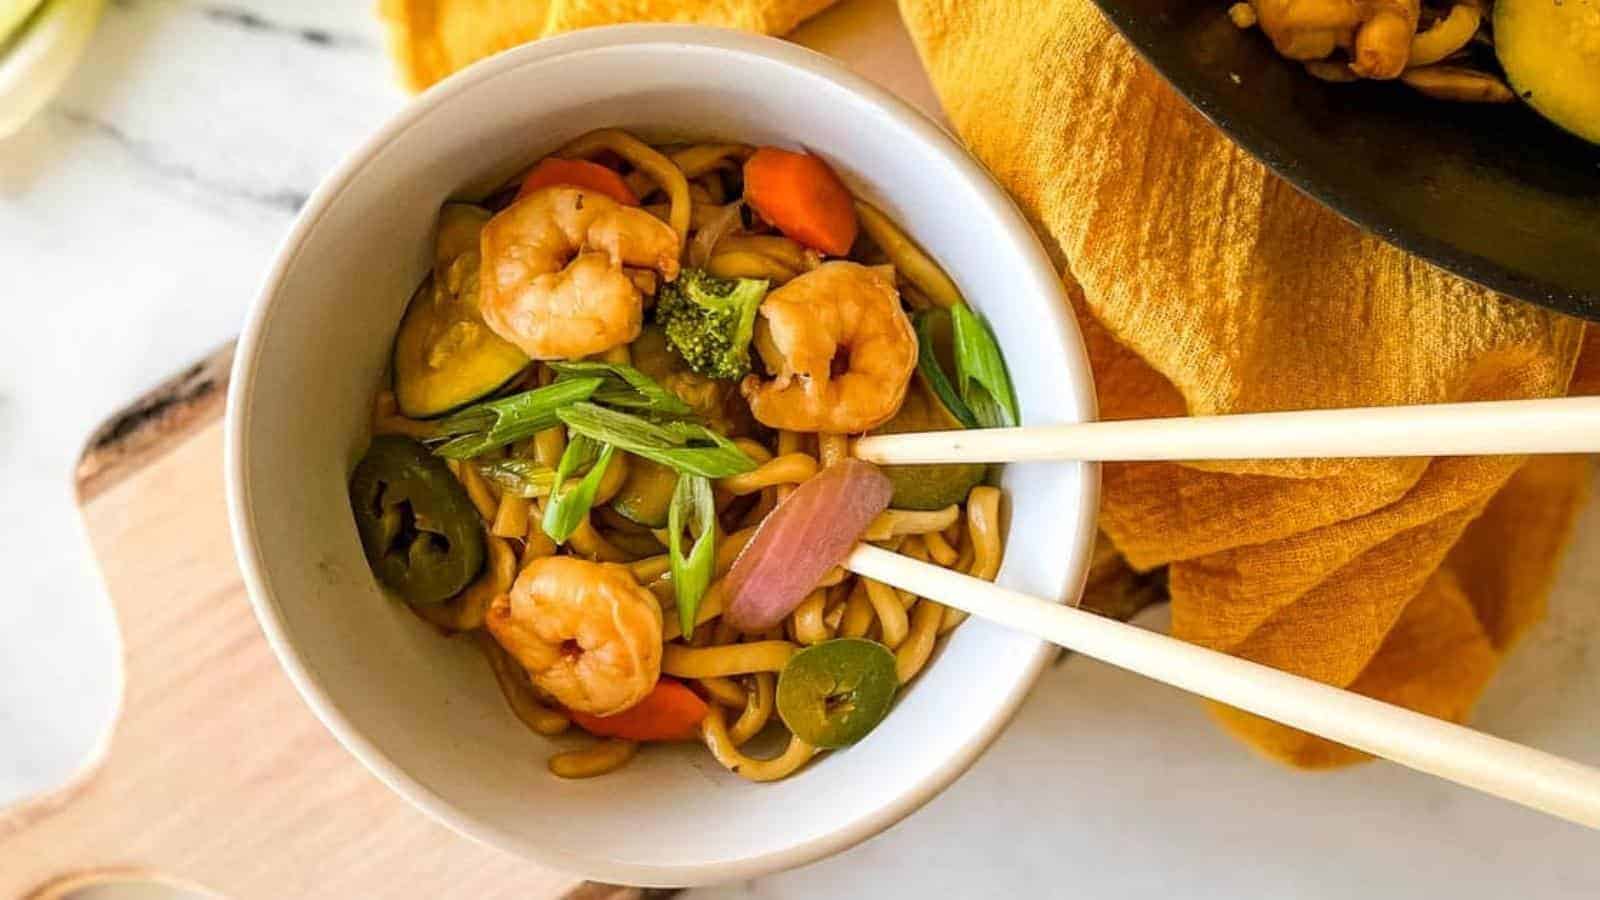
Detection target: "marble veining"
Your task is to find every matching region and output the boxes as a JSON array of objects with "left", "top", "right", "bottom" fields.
[
  {"left": 194, "top": 4, "right": 373, "bottom": 50},
  {"left": 52, "top": 105, "right": 311, "bottom": 212}
]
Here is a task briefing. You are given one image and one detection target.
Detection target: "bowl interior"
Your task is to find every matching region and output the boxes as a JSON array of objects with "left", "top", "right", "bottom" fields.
[{"left": 228, "top": 27, "right": 1096, "bottom": 886}]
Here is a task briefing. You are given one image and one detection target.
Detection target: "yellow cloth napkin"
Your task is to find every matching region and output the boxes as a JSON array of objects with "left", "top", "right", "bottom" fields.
[
  {"left": 378, "top": 0, "right": 1595, "bottom": 767},
  {"left": 379, "top": 0, "right": 836, "bottom": 90},
  {"left": 896, "top": 0, "right": 1595, "bottom": 766}
]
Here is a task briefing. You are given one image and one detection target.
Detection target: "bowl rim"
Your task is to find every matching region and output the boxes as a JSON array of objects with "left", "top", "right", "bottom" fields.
[{"left": 225, "top": 23, "right": 1100, "bottom": 886}]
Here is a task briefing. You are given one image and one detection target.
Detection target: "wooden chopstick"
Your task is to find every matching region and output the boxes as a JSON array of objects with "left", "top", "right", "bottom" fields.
[
  {"left": 845, "top": 544, "right": 1600, "bottom": 830},
  {"left": 852, "top": 396, "right": 1600, "bottom": 465}
]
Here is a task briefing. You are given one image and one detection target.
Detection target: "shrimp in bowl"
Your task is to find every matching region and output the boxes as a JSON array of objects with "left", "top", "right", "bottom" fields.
[
  {"left": 480, "top": 185, "right": 680, "bottom": 360},
  {"left": 346, "top": 129, "right": 1023, "bottom": 782},
  {"left": 741, "top": 261, "right": 918, "bottom": 434},
  {"left": 487, "top": 556, "right": 663, "bottom": 716}
]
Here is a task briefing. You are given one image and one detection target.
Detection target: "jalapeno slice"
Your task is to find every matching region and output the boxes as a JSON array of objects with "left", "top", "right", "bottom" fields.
[
  {"left": 349, "top": 435, "right": 485, "bottom": 605},
  {"left": 775, "top": 638, "right": 899, "bottom": 749}
]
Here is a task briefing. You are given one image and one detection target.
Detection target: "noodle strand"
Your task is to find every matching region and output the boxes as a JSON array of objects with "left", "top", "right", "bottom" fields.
[
  {"left": 697, "top": 676, "right": 748, "bottom": 707},
  {"left": 718, "top": 453, "right": 818, "bottom": 496},
  {"left": 863, "top": 577, "right": 910, "bottom": 649},
  {"left": 478, "top": 632, "right": 570, "bottom": 736},
  {"left": 728, "top": 672, "right": 775, "bottom": 746},
  {"left": 549, "top": 739, "right": 638, "bottom": 779},
  {"left": 492, "top": 494, "right": 531, "bottom": 538},
  {"left": 840, "top": 579, "right": 874, "bottom": 638},
  {"left": 896, "top": 598, "right": 946, "bottom": 684},
  {"left": 818, "top": 432, "right": 849, "bottom": 469},
  {"left": 662, "top": 641, "right": 797, "bottom": 678},
  {"left": 702, "top": 705, "right": 817, "bottom": 782},
  {"left": 790, "top": 589, "right": 829, "bottom": 646},
  {"left": 559, "top": 128, "right": 690, "bottom": 247}
]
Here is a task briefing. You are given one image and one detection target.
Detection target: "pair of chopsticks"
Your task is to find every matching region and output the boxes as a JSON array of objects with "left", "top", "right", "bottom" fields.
[{"left": 846, "top": 396, "right": 1600, "bottom": 829}]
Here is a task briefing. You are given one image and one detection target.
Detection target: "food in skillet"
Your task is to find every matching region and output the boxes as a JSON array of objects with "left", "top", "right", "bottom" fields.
[
  {"left": 350, "top": 129, "right": 1019, "bottom": 781},
  {"left": 1228, "top": 0, "right": 1600, "bottom": 144}
]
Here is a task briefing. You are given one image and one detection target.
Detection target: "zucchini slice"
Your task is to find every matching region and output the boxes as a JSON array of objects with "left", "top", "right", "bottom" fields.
[
  {"left": 871, "top": 381, "right": 987, "bottom": 511},
  {"left": 610, "top": 456, "right": 679, "bottom": 528},
  {"left": 1495, "top": 0, "right": 1600, "bottom": 145},
  {"left": 393, "top": 204, "right": 530, "bottom": 418}
]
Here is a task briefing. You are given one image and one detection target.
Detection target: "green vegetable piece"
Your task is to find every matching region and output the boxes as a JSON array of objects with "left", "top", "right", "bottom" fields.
[
  {"left": 630, "top": 324, "right": 753, "bottom": 435},
  {"left": 610, "top": 456, "right": 680, "bottom": 527},
  {"left": 654, "top": 268, "right": 770, "bottom": 380},
  {"left": 392, "top": 205, "right": 530, "bottom": 418},
  {"left": 1495, "top": 0, "right": 1600, "bottom": 146},
  {"left": 542, "top": 434, "right": 616, "bottom": 544},
  {"left": 950, "top": 303, "right": 1019, "bottom": 429},
  {"left": 913, "top": 309, "right": 979, "bottom": 430},
  {"left": 871, "top": 387, "right": 988, "bottom": 510},
  {"left": 556, "top": 402, "right": 758, "bottom": 478},
  {"left": 430, "top": 377, "right": 603, "bottom": 459},
  {"left": 547, "top": 360, "right": 693, "bottom": 416},
  {"left": 776, "top": 638, "right": 900, "bottom": 749},
  {"left": 475, "top": 458, "right": 558, "bottom": 498},
  {"left": 668, "top": 473, "right": 716, "bottom": 638},
  {"left": 349, "top": 435, "right": 485, "bottom": 605}
]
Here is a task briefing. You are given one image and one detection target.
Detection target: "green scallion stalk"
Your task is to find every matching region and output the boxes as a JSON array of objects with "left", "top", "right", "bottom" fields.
[
  {"left": 668, "top": 473, "right": 716, "bottom": 638},
  {"left": 548, "top": 360, "right": 691, "bottom": 416},
  {"left": 476, "top": 459, "right": 559, "bottom": 498},
  {"left": 950, "top": 303, "right": 1019, "bottom": 428},
  {"left": 431, "top": 377, "right": 603, "bottom": 459},
  {"left": 556, "top": 403, "right": 757, "bottom": 478},
  {"left": 541, "top": 434, "right": 616, "bottom": 543},
  {"left": 913, "top": 308, "right": 979, "bottom": 429}
]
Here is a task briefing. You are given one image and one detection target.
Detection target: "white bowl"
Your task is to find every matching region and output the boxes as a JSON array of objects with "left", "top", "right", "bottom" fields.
[{"left": 226, "top": 24, "right": 1097, "bottom": 887}]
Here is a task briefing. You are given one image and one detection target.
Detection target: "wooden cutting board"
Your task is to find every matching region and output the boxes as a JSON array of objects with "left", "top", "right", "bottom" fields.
[{"left": 0, "top": 343, "right": 638, "bottom": 899}]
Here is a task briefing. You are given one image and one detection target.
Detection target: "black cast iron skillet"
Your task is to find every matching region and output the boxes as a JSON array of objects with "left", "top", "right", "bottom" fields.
[{"left": 1090, "top": 0, "right": 1600, "bottom": 320}]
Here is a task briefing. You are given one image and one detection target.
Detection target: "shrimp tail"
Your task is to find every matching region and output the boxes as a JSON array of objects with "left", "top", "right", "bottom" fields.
[
  {"left": 1351, "top": 0, "right": 1419, "bottom": 79},
  {"left": 588, "top": 209, "right": 681, "bottom": 281}
]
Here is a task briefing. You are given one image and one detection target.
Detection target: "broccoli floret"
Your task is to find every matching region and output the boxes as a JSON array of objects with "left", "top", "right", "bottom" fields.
[{"left": 654, "top": 268, "right": 769, "bottom": 380}]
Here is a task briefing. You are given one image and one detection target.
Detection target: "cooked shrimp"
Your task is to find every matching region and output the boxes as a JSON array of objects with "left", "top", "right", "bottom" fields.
[
  {"left": 1349, "top": 0, "right": 1419, "bottom": 78},
  {"left": 1250, "top": 0, "right": 1419, "bottom": 78},
  {"left": 480, "top": 186, "right": 680, "bottom": 360},
  {"left": 486, "top": 556, "right": 663, "bottom": 717},
  {"left": 740, "top": 261, "right": 917, "bottom": 433},
  {"left": 1250, "top": 0, "right": 1359, "bottom": 61}
]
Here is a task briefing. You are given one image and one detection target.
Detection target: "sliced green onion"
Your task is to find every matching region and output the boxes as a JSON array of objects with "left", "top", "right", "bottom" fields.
[
  {"left": 950, "top": 303, "right": 1019, "bottom": 428},
  {"left": 475, "top": 459, "right": 559, "bottom": 498},
  {"left": 913, "top": 309, "right": 979, "bottom": 429},
  {"left": 556, "top": 403, "right": 757, "bottom": 478},
  {"left": 430, "top": 377, "right": 602, "bottom": 459},
  {"left": 548, "top": 360, "right": 691, "bottom": 416},
  {"left": 541, "top": 434, "right": 616, "bottom": 543},
  {"left": 668, "top": 473, "right": 716, "bottom": 638}
]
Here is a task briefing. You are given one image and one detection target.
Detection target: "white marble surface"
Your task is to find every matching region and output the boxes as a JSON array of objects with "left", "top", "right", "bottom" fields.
[{"left": 1, "top": 1, "right": 1597, "bottom": 896}]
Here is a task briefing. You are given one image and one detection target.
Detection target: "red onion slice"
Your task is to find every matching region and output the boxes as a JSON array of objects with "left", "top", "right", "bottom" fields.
[{"left": 722, "top": 459, "right": 894, "bottom": 633}]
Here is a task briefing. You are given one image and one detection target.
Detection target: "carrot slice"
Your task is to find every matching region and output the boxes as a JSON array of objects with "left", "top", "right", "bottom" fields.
[
  {"left": 568, "top": 678, "right": 709, "bottom": 742},
  {"left": 517, "top": 158, "right": 639, "bottom": 205},
  {"left": 743, "top": 147, "right": 859, "bottom": 256}
]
